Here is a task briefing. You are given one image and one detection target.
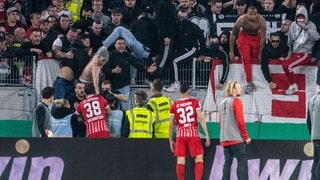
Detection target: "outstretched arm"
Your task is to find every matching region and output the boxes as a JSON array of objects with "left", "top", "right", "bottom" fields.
[{"left": 92, "top": 55, "right": 102, "bottom": 94}]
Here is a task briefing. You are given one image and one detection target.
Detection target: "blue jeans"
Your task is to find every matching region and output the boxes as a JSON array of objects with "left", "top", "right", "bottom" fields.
[
  {"left": 53, "top": 77, "right": 73, "bottom": 99},
  {"left": 312, "top": 140, "right": 320, "bottom": 180},
  {"left": 107, "top": 110, "right": 123, "bottom": 138},
  {"left": 116, "top": 85, "right": 131, "bottom": 111},
  {"left": 223, "top": 143, "right": 248, "bottom": 180},
  {"left": 103, "top": 26, "right": 150, "bottom": 59}
]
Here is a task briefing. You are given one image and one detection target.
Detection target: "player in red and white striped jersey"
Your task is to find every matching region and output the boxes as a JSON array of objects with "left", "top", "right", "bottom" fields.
[
  {"left": 169, "top": 84, "right": 210, "bottom": 180},
  {"left": 77, "top": 84, "right": 112, "bottom": 138}
]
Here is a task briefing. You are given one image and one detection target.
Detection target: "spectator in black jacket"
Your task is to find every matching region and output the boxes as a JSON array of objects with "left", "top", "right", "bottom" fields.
[
  {"left": 102, "top": 37, "right": 156, "bottom": 110},
  {"left": 70, "top": 33, "right": 92, "bottom": 79},
  {"left": 88, "top": 20, "right": 108, "bottom": 54},
  {"left": 130, "top": 12, "right": 159, "bottom": 58},
  {"left": 122, "top": 0, "right": 141, "bottom": 27},
  {"left": 166, "top": 10, "right": 207, "bottom": 92},
  {"left": 261, "top": 32, "right": 288, "bottom": 89},
  {"left": 152, "top": 0, "right": 177, "bottom": 80}
]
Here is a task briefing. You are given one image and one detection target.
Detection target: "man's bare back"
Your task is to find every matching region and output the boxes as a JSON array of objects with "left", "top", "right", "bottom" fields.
[{"left": 79, "top": 47, "right": 109, "bottom": 94}]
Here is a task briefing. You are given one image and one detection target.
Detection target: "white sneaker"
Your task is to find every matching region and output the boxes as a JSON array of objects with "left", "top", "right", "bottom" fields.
[
  {"left": 285, "top": 83, "right": 298, "bottom": 95},
  {"left": 166, "top": 82, "right": 180, "bottom": 92}
]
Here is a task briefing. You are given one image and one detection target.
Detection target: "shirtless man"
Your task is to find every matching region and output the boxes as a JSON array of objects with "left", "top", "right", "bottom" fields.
[
  {"left": 79, "top": 47, "right": 109, "bottom": 95},
  {"left": 229, "top": 6, "right": 266, "bottom": 95}
]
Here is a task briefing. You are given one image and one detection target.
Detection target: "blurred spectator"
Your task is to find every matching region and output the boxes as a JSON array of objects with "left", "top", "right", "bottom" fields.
[
  {"left": 219, "top": 30, "right": 241, "bottom": 59},
  {"left": 259, "top": 0, "right": 281, "bottom": 15},
  {"left": 67, "top": 81, "right": 86, "bottom": 137},
  {"left": 4, "top": 7, "right": 27, "bottom": 35},
  {"left": 191, "top": 0, "right": 206, "bottom": 16},
  {"left": 0, "top": 0, "right": 6, "bottom": 26},
  {"left": 52, "top": 28, "right": 78, "bottom": 99},
  {"left": 206, "top": 0, "right": 224, "bottom": 36},
  {"left": 26, "top": 12, "right": 41, "bottom": 39},
  {"left": 32, "top": 86, "right": 55, "bottom": 137},
  {"left": 204, "top": 35, "right": 230, "bottom": 90},
  {"left": 15, "top": 28, "right": 51, "bottom": 59},
  {"left": 76, "top": 84, "right": 112, "bottom": 138},
  {"left": 166, "top": 10, "right": 206, "bottom": 92},
  {"left": 0, "top": 32, "right": 15, "bottom": 83},
  {"left": 51, "top": 98, "right": 73, "bottom": 137},
  {"left": 101, "top": 80, "right": 128, "bottom": 109},
  {"left": 122, "top": 0, "right": 141, "bottom": 27},
  {"left": 53, "top": 14, "right": 71, "bottom": 37},
  {"left": 47, "top": 15, "right": 58, "bottom": 28},
  {"left": 40, "top": 18, "right": 59, "bottom": 50},
  {"left": 45, "top": 5, "right": 58, "bottom": 18},
  {"left": 11, "top": 0, "right": 27, "bottom": 26},
  {"left": 70, "top": 33, "right": 92, "bottom": 79},
  {"left": 91, "top": 0, "right": 111, "bottom": 29},
  {"left": 72, "top": 6, "right": 93, "bottom": 34},
  {"left": 279, "top": 0, "right": 297, "bottom": 21},
  {"left": 278, "top": 18, "right": 292, "bottom": 48},
  {"left": 282, "top": 6, "right": 320, "bottom": 95},
  {"left": 147, "top": 79, "right": 173, "bottom": 138},
  {"left": 177, "top": 0, "right": 199, "bottom": 17},
  {"left": 229, "top": 0, "right": 247, "bottom": 15},
  {"left": 15, "top": 28, "right": 51, "bottom": 85},
  {"left": 101, "top": 80, "right": 127, "bottom": 137},
  {"left": 102, "top": 8, "right": 151, "bottom": 60},
  {"left": 122, "top": 90, "right": 155, "bottom": 138},
  {"left": 88, "top": 20, "right": 107, "bottom": 54},
  {"left": 12, "top": 27, "right": 27, "bottom": 48},
  {"left": 261, "top": 31, "right": 288, "bottom": 89},
  {"left": 102, "top": 37, "right": 156, "bottom": 110},
  {"left": 130, "top": 12, "right": 159, "bottom": 58},
  {"left": 51, "top": 0, "right": 72, "bottom": 20},
  {"left": 152, "top": 0, "right": 177, "bottom": 80}
]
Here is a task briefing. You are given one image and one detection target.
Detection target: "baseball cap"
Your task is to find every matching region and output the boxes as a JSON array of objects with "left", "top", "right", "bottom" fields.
[
  {"left": 7, "top": 7, "right": 18, "bottom": 15},
  {"left": 236, "top": 0, "right": 247, "bottom": 5},
  {"left": 0, "top": 31, "right": 6, "bottom": 42}
]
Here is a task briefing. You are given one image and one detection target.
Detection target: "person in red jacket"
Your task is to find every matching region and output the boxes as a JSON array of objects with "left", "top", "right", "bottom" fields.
[{"left": 219, "top": 81, "right": 251, "bottom": 180}]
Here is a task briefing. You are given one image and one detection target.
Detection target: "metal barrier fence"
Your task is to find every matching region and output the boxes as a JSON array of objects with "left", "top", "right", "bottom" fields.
[
  {"left": 0, "top": 56, "right": 36, "bottom": 87},
  {"left": 133, "top": 58, "right": 212, "bottom": 89},
  {"left": 0, "top": 56, "right": 37, "bottom": 120}
]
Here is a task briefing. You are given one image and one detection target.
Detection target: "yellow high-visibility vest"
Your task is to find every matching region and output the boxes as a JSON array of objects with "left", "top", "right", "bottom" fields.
[
  {"left": 126, "top": 106, "right": 155, "bottom": 138},
  {"left": 147, "top": 96, "right": 172, "bottom": 138}
]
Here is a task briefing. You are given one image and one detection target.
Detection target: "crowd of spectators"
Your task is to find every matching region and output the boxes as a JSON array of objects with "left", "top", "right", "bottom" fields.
[{"left": 1, "top": 0, "right": 319, "bottom": 137}]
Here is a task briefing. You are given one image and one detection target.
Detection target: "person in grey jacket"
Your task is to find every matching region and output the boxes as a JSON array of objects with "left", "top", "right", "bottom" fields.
[
  {"left": 32, "top": 87, "right": 55, "bottom": 137},
  {"left": 307, "top": 91, "right": 320, "bottom": 180},
  {"left": 282, "top": 6, "right": 320, "bottom": 95}
]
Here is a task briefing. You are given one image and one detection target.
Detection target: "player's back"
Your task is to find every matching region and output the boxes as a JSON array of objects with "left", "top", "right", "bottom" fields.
[{"left": 170, "top": 97, "right": 201, "bottom": 138}]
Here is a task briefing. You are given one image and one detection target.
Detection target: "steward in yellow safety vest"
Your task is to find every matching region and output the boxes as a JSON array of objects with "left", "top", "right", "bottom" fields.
[
  {"left": 123, "top": 90, "right": 155, "bottom": 138},
  {"left": 147, "top": 79, "right": 173, "bottom": 138}
]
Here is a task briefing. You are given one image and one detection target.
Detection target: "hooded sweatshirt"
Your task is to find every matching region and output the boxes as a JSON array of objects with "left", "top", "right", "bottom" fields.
[{"left": 287, "top": 6, "right": 320, "bottom": 57}]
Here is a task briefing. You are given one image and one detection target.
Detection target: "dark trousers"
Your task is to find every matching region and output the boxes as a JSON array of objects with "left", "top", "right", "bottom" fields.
[
  {"left": 222, "top": 143, "right": 248, "bottom": 180},
  {"left": 312, "top": 140, "right": 320, "bottom": 180}
]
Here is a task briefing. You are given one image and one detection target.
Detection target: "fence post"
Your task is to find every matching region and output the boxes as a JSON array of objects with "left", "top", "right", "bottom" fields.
[
  {"left": 192, "top": 57, "right": 196, "bottom": 89},
  {"left": 32, "top": 56, "right": 37, "bottom": 89}
]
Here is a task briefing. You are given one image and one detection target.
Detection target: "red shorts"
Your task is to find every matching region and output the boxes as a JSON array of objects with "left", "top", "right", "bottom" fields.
[{"left": 175, "top": 137, "right": 203, "bottom": 157}]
